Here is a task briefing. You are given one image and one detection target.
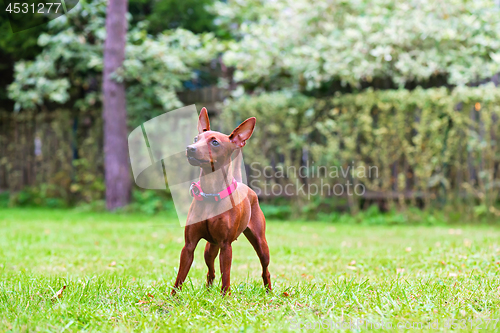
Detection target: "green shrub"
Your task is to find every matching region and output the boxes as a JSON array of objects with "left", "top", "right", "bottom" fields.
[
  {"left": 9, "top": 186, "right": 68, "bottom": 208},
  {"left": 260, "top": 204, "right": 292, "bottom": 220},
  {"left": 223, "top": 85, "right": 500, "bottom": 216},
  {"left": 0, "top": 192, "right": 9, "bottom": 208},
  {"left": 127, "top": 189, "right": 174, "bottom": 215}
]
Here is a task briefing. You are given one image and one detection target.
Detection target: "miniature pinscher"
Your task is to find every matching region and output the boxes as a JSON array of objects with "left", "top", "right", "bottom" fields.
[{"left": 171, "top": 107, "right": 271, "bottom": 295}]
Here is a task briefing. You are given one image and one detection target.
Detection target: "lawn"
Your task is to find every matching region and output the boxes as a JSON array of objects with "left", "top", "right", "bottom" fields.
[{"left": 1, "top": 208, "right": 500, "bottom": 332}]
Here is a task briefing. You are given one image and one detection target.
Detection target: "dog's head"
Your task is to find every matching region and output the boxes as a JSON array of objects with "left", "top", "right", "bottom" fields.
[{"left": 186, "top": 107, "right": 255, "bottom": 170}]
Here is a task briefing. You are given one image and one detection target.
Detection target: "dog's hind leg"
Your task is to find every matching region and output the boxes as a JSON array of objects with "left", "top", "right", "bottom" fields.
[
  {"left": 219, "top": 242, "right": 233, "bottom": 295},
  {"left": 204, "top": 242, "right": 220, "bottom": 287},
  {"left": 244, "top": 201, "right": 272, "bottom": 291}
]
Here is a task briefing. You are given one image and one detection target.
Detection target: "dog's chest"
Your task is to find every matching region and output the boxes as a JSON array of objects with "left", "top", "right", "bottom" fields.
[{"left": 186, "top": 186, "right": 249, "bottom": 226}]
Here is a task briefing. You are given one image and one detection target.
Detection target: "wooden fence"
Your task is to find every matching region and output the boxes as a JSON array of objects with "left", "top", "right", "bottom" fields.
[
  {"left": 0, "top": 87, "right": 228, "bottom": 198},
  {"left": 0, "top": 109, "right": 103, "bottom": 203}
]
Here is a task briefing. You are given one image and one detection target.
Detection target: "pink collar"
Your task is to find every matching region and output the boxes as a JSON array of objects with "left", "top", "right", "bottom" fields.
[{"left": 190, "top": 178, "right": 238, "bottom": 202}]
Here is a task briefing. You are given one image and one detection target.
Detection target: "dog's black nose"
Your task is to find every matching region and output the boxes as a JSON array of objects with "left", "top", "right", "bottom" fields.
[{"left": 186, "top": 146, "right": 197, "bottom": 155}]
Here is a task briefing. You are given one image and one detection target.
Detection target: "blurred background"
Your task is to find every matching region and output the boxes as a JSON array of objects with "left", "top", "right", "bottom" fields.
[{"left": 1, "top": 0, "right": 500, "bottom": 223}]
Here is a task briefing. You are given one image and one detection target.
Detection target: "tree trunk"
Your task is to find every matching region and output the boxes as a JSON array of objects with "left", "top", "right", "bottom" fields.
[{"left": 103, "top": 0, "right": 131, "bottom": 210}]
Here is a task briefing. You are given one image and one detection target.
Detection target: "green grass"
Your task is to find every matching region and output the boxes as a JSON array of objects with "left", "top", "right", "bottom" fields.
[{"left": 1, "top": 208, "right": 500, "bottom": 332}]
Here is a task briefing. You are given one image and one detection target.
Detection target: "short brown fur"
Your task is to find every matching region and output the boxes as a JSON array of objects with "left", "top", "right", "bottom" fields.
[{"left": 171, "top": 107, "right": 271, "bottom": 295}]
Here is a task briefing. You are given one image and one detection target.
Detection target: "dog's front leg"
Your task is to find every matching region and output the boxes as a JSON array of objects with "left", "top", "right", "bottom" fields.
[
  {"left": 171, "top": 236, "right": 200, "bottom": 295},
  {"left": 204, "top": 242, "right": 220, "bottom": 287},
  {"left": 219, "top": 242, "right": 233, "bottom": 295}
]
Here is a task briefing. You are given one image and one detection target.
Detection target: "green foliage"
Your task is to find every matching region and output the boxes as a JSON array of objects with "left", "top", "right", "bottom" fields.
[
  {"left": 222, "top": 91, "right": 315, "bottom": 177},
  {"left": 0, "top": 11, "right": 44, "bottom": 61},
  {"left": 75, "top": 189, "right": 175, "bottom": 215},
  {"left": 5, "top": 185, "right": 174, "bottom": 215},
  {"left": 217, "top": 0, "right": 500, "bottom": 91},
  {"left": 125, "top": 27, "right": 222, "bottom": 124},
  {"left": 301, "top": 196, "right": 349, "bottom": 219},
  {"left": 134, "top": 0, "right": 217, "bottom": 35},
  {"left": 0, "top": 6, "right": 45, "bottom": 105},
  {"left": 71, "top": 159, "right": 105, "bottom": 204},
  {"left": 259, "top": 203, "right": 292, "bottom": 220},
  {"left": 0, "top": 0, "right": 217, "bottom": 110},
  {"left": 7, "top": 0, "right": 222, "bottom": 125},
  {"left": 223, "top": 84, "right": 500, "bottom": 214},
  {"left": 128, "top": 189, "right": 174, "bottom": 215},
  {"left": 0, "top": 192, "right": 9, "bottom": 208},
  {"left": 5, "top": 0, "right": 500, "bottom": 218},
  {"left": 9, "top": 186, "right": 68, "bottom": 208},
  {"left": 317, "top": 206, "right": 443, "bottom": 225}
]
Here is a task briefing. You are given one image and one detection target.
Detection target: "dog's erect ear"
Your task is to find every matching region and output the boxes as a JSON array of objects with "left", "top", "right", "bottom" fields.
[
  {"left": 229, "top": 117, "right": 256, "bottom": 148},
  {"left": 198, "top": 107, "right": 210, "bottom": 133}
]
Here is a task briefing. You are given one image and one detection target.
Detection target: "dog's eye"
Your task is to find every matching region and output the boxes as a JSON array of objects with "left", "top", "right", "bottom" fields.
[
  {"left": 211, "top": 140, "right": 219, "bottom": 147},
  {"left": 193, "top": 137, "right": 198, "bottom": 143}
]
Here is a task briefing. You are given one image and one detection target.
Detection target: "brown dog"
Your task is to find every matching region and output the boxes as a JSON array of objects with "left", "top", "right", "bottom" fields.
[{"left": 171, "top": 107, "right": 271, "bottom": 295}]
